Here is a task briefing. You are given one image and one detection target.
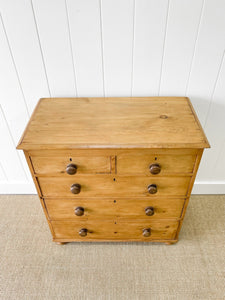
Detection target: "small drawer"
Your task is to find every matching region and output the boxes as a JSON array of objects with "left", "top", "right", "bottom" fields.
[
  {"left": 51, "top": 220, "right": 179, "bottom": 241},
  {"left": 44, "top": 198, "right": 185, "bottom": 220},
  {"left": 38, "top": 176, "right": 191, "bottom": 197},
  {"left": 116, "top": 149, "right": 197, "bottom": 175},
  {"left": 31, "top": 155, "right": 111, "bottom": 175}
]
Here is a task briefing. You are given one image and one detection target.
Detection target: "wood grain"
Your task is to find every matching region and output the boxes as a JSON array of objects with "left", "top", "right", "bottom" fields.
[
  {"left": 23, "top": 151, "right": 55, "bottom": 238},
  {"left": 51, "top": 219, "right": 179, "bottom": 241},
  {"left": 38, "top": 176, "right": 191, "bottom": 198},
  {"left": 175, "top": 149, "right": 203, "bottom": 240},
  {"left": 28, "top": 149, "right": 198, "bottom": 157},
  {"left": 117, "top": 149, "right": 197, "bottom": 175},
  {"left": 17, "top": 97, "right": 210, "bottom": 150},
  {"left": 44, "top": 198, "right": 185, "bottom": 220},
  {"left": 16, "top": 97, "right": 209, "bottom": 244},
  {"left": 31, "top": 155, "right": 111, "bottom": 175}
]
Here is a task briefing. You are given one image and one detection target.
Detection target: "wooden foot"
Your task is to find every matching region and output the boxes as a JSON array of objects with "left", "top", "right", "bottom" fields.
[
  {"left": 56, "top": 242, "right": 67, "bottom": 245},
  {"left": 165, "top": 240, "right": 178, "bottom": 245}
]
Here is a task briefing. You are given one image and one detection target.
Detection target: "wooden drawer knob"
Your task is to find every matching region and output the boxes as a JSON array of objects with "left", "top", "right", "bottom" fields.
[
  {"left": 79, "top": 228, "right": 88, "bottom": 237},
  {"left": 70, "top": 183, "right": 81, "bottom": 194},
  {"left": 145, "top": 206, "right": 154, "bottom": 216},
  {"left": 143, "top": 228, "right": 151, "bottom": 237},
  {"left": 149, "top": 163, "right": 161, "bottom": 174},
  {"left": 148, "top": 184, "right": 157, "bottom": 194},
  {"left": 75, "top": 206, "right": 84, "bottom": 216},
  {"left": 66, "top": 163, "right": 77, "bottom": 175}
]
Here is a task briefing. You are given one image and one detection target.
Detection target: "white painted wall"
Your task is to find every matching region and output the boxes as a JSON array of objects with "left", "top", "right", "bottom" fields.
[{"left": 0, "top": 0, "right": 224, "bottom": 194}]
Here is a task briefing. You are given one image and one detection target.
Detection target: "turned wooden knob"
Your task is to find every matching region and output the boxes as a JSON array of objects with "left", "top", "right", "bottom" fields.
[
  {"left": 148, "top": 184, "right": 157, "bottom": 194},
  {"left": 79, "top": 228, "right": 88, "bottom": 237},
  {"left": 149, "top": 163, "right": 161, "bottom": 175},
  {"left": 143, "top": 228, "right": 151, "bottom": 237},
  {"left": 75, "top": 206, "right": 84, "bottom": 216},
  {"left": 145, "top": 206, "right": 154, "bottom": 216},
  {"left": 66, "top": 163, "right": 77, "bottom": 175},
  {"left": 70, "top": 183, "right": 81, "bottom": 194}
]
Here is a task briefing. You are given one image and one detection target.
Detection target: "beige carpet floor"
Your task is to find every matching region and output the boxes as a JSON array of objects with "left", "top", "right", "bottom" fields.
[{"left": 0, "top": 195, "right": 224, "bottom": 300}]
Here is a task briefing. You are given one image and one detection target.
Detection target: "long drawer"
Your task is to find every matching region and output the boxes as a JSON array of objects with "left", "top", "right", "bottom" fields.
[
  {"left": 38, "top": 176, "right": 191, "bottom": 197},
  {"left": 51, "top": 219, "right": 179, "bottom": 241},
  {"left": 44, "top": 198, "right": 185, "bottom": 220}
]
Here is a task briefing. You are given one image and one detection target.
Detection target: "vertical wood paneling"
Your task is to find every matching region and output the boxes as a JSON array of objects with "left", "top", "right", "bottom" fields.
[
  {"left": 214, "top": 141, "right": 225, "bottom": 181},
  {"left": 0, "top": 107, "right": 27, "bottom": 181},
  {"left": 32, "top": 0, "right": 77, "bottom": 96},
  {"left": 132, "top": 0, "right": 168, "bottom": 96},
  {"left": 197, "top": 53, "right": 225, "bottom": 181},
  {"left": 0, "top": 15, "right": 29, "bottom": 144},
  {"left": 0, "top": 0, "right": 224, "bottom": 193},
  {"left": 0, "top": 0, "right": 50, "bottom": 114},
  {"left": 186, "top": 0, "right": 225, "bottom": 124},
  {"left": 0, "top": 163, "right": 6, "bottom": 181},
  {"left": 66, "top": 0, "right": 104, "bottom": 96},
  {"left": 101, "top": 0, "right": 134, "bottom": 96},
  {"left": 0, "top": 14, "right": 32, "bottom": 180},
  {"left": 159, "top": 0, "right": 203, "bottom": 95}
]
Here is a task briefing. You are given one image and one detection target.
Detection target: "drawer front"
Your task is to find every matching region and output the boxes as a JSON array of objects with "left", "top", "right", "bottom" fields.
[
  {"left": 31, "top": 156, "right": 111, "bottom": 175},
  {"left": 117, "top": 150, "right": 197, "bottom": 175},
  {"left": 52, "top": 220, "right": 179, "bottom": 241},
  {"left": 39, "top": 176, "right": 191, "bottom": 197},
  {"left": 45, "top": 198, "right": 185, "bottom": 220}
]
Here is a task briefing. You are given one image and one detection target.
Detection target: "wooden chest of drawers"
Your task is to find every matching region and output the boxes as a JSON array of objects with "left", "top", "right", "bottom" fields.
[{"left": 17, "top": 97, "right": 209, "bottom": 244}]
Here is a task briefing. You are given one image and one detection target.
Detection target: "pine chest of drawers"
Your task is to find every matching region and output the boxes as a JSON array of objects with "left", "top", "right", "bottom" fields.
[{"left": 17, "top": 97, "right": 209, "bottom": 245}]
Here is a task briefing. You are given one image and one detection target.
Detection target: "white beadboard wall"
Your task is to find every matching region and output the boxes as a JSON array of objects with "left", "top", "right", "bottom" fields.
[{"left": 0, "top": 0, "right": 225, "bottom": 194}]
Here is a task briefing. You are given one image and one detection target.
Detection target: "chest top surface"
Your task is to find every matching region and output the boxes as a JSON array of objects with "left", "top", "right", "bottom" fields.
[{"left": 17, "top": 97, "right": 210, "bottom": 150}]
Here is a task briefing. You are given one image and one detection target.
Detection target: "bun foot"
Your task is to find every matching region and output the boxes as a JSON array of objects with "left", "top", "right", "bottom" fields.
[
  {"left": 165, "top": 240, "right": 178, "bottom": 245},
  {"left": 56, "top": 242, "right": 67, "bottom": 245}
]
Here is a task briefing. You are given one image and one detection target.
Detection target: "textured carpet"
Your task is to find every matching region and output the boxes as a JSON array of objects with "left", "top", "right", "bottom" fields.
[{"left": 0, "top": 195, "right": 224, "bottom": 300}]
